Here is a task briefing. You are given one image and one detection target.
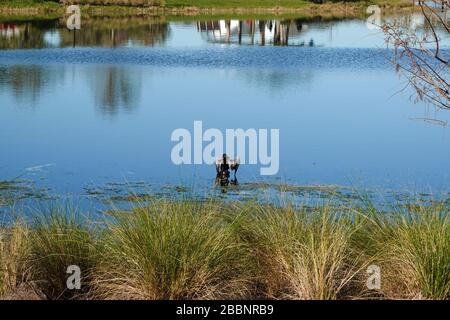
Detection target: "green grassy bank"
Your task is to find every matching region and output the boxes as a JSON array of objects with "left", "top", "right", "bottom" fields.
[
  {"left": 0, "top": 0, "right": 412, "bottom": 8},
  {"left": 0, "top": 0, "right": 416, "bottom": 20},
  {"left": 1, "top": 199, "right": 448, "bottom": 300}
]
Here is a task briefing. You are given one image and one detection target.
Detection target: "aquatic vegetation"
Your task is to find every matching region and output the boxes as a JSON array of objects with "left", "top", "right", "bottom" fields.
[
  {"left": 237, "top": 182, "right": 363, "bottom": 203},
  {"left": 84, "top": 181, "right": 152, "bottom": 203},
  {"left": 84, "top": 181, "right": 192, "bottom": 204},
  {"left": 0, "top": 180, "right": 51, "bottom": 207},
  {"left": 83, "top": 180, "right": 367, "bottom": 207},
  {"left": 109, "top": 193, "right": 156, "bottom": 202}
]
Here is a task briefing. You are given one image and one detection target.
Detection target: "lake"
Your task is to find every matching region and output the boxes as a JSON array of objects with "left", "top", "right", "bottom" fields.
[{"left": 0, "top": 13, "right": 449, "bottom": 210}]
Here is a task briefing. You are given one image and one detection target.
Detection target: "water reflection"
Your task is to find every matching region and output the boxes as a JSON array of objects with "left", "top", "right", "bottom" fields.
[
  {"left": 86, "top": 66, "right": 142, "bottom": 115},
  {"left": 197, "top": 19, "right": 312, "bottom": 46},
  {"left": 1, "top": 14, "right": 448, "bottom": 50},
  {"left": 0, "top": 18, "right": 170, "bottom": 49},
  {"left": 0, "top": 65, "right": 64, "bottom": 104},
  {"left": 0, "top": 21, "right": 56, "bottom": 49},
  {"left": 64, "top": 18, "right": 170, "bottom": 48},
  {"left": 240, "top": 69, "right": 314, "bottom": 92},
  {"left": 196, "top": 13, "right": 450, "bottom": 47},
  {"left": 0, "top": 64, "right": 142, "bottom": 115}
]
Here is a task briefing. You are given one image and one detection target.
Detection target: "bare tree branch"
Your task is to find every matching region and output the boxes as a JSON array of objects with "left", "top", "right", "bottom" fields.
[{"left": 382, "top": 0, "right": 449, "bottom": 109}]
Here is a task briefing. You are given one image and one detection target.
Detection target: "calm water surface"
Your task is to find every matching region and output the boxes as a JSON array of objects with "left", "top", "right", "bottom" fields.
[{"left": 0, "top": 15, "right": 449, "bottom": 209}]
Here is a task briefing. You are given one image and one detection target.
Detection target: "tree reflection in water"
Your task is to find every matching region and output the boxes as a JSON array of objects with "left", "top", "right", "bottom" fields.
[
  {"left": 87, "top": 66, "right": 143, "bottom": 116},
  {"left": 0, "top": 17, "right": 170, "bottom": 49},
  {"left": 0, "top": 64, "right": 143, "bottom": 116},
  {"left": 197, "top": 19, "right": 313, "bottom": 46},
  {"left": 0, "top": 65, "right": 64, "bottom": 104}
]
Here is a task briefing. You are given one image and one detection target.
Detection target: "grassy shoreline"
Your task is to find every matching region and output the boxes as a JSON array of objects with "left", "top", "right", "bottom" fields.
[
  {"left": 0, "top": 0, "right": 417, "bottom": 20},
  {"left": 1, "top": 199, "right": 448, "bottom": 300}
]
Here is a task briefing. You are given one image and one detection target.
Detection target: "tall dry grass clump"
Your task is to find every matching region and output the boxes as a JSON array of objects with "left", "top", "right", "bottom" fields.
[
  {"left": 27, "top": 207, "right": 98, "bottom": 300},
  {"left": 94, "top": 200, "right": 251, "bottom": 300},
  {"left": 0, "top": 222, "right": 29, "bottom": 297},
  {"left": 0, "top": 198, "right": 447, "bottom": 300},
  {"left": 234, "top": 203, "right": 366, "bottom": 299},
  {"left": 366, "top": 203, "right": 450, "bottom": 300}
]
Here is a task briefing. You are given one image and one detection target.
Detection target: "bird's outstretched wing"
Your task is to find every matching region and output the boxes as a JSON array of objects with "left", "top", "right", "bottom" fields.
[
  {"left": 215, "top": 161, "right": 221, "bottom": 173},
  {"left": 216, "top": 155, "right": 240, "bottom": 172},
  {"left": 215, "top": 156, "right": 226, "bottom": 173},
  {"left": 229, "top": 157, "right": 240, "bottom": 171}
]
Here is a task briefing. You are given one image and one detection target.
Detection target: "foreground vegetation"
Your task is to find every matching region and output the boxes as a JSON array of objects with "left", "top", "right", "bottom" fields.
[{"left": 0, "top": 199, "right": 448, "bottom": 300}]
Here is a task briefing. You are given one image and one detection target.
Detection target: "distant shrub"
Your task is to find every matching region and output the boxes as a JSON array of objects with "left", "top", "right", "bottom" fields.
[{"left": 59, "top": 0, "right": 165, "bottom": 7}]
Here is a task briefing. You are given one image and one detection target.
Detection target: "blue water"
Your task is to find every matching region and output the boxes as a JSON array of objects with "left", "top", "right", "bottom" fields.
[{"left": 0, "top": 16, "right": 449, "bottom": 209}]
